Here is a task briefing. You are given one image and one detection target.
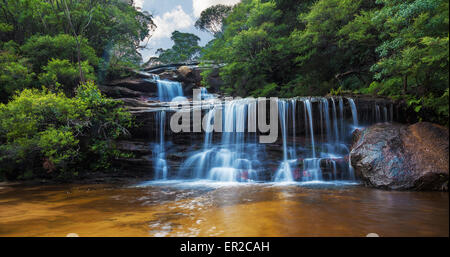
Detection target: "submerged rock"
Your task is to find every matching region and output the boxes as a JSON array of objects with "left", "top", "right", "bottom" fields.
[{"left": 350, "top": 122, "right": 448, "bottom": 191}]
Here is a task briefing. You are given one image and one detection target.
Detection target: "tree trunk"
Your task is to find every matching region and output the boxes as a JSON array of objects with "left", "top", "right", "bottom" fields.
[
  {"left": 63, "top": 0, "right": 85, "bottom": 84},
  {"left": 403, "top": 75, "right": 408, "bottom": 94}
]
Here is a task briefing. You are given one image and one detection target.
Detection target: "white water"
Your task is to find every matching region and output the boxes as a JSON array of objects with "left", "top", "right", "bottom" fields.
[
  {"left": 153, "top": 111, "right": 168, "bottom": 180},
  {"left": 144, "top": 72, "right": 395, "bottom": 183},
  {"left": 274, "top": 100, "right": 294, "bottom": 182},
  {"left": 151, "top": 74, "right": 184, "bottom": 102},
  {"left": 179, "top": 98, "right": 261, "bottom": 182}
]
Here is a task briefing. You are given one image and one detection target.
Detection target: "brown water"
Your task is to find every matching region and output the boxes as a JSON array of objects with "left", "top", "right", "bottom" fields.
[{"left": 0, "top": 180, "right": 448, "bottom": 237}]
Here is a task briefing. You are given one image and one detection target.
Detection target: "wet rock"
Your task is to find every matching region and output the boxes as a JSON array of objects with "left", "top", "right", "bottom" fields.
[
  {"left": 159, "top": 70, "right": 179, "bottom": 81},
  {"left": 116, "top": 98, "right": 153, "bottom": 108},
  {"left": 116, "top": 140, "right": 151, "bottom": 155},
  {"left": 106, "top": 77, "right": 157, "bottom": 94},
  {"left": 98, "top": 85, "right": 143, "bottom": 98},
  {"left": 203, "top": 68, "right": 223, "bottom": 93},
  {"left": 350, "top": 122, "right": 449, "bottom": 191}
]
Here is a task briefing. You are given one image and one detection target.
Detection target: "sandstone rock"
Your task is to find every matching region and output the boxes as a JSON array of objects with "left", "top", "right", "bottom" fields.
[
  {"left": 350, "top": 122, "right": 448, "bottom": 191},
  {"left": 116, "top": 140, "right": 151, "bottom": 154},
  {"left": 159, "top": 70, "right": 179, "bottom": 81},
  {"left": 98, "top": 85, "right": 143, "bottom": 98},
  {"left": 177, "top": 65, "right": 192, "bottom": 77},
  {"left": 106, "top": 77, "right": 157, "bottom": 94},
  {"left": 116, "top": 98, "right": 152, "bottom": 108}
]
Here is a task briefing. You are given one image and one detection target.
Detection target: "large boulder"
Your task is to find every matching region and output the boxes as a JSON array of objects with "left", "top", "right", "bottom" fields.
[{"left": 350, "top": 122, "right": 448, "bottom": 191}]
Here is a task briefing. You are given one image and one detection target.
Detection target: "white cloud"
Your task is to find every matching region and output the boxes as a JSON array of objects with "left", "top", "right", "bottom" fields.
[
  {"left": 133, "top": 0, "right": 144, "bottom": 9},
  {"left": 192, "top": 0, "right": 241, "bottom": 17},
  {"left": 151, "top": 5, "right": 194, "bottom": 39}
]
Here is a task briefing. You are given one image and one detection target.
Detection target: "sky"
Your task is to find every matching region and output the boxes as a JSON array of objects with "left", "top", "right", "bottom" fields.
[{"left": 134, "top": 0, "right": 241, "bottom": 62}]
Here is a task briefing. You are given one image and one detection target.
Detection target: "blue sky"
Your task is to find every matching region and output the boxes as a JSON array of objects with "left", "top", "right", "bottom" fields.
[{"left": 135, "top": 0, "right": 240, "bottom": 62}]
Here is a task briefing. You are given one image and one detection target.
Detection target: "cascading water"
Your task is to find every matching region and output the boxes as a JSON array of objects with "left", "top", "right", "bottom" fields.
[
  {"left": 144, "top": 72, "right": 396, "bottom": 183},
  {"left": 174, "top": 96, "right": 391, "bottom": 182},
  {"left": 147, "top": 74, "right": 184, "bottom": 102},
  {"left": 302, "top": 98, "right": 321, "bottom": 181},
  {"left": 347, "top": 98, "right": 359, "bottom": 180},
  {"left": 153, "top": 110, "right": 168, "bottom": 180},
  {"left": 200, "top": 87, "right": 214, "bottom": 100},
  {"left": 274, "top": 100, "right": 294, "bottom": 182},
  {"left": 150, "top": 73, "right": 184, "bottom": 180},
  {"left": 179, "top": 98, "right": 262, "bottom": 182},
  {"left": 348, "top": 98, "right": 358, "bottom": 128}
]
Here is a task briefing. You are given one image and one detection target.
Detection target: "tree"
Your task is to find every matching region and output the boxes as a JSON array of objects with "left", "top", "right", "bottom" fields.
[
  {"left": 21, "top": 34, "right": 98, "bottom": 74},
  {"left": 195, "top": 4, "right": 233, "bottom": 35},
  {"left": 38, "top": 58, "right": 95, "bottom": 95},
  {"left": 0, "top": 0, "right": 156, "bottom": 81},
  {"left": 199, "top": 0, "right": 448, "bottom": 125},
  {"left": 157, "top": 31, "right": 202, "bottom": 64},
  {"left": 61, "top": 0, "right": 93, "bottom": 83},
  {"left": 0, "top": 82, "right": 133, "bottom": 180},
  {"left": 0, "top": 42, "right": 35, "bottom": 102}
]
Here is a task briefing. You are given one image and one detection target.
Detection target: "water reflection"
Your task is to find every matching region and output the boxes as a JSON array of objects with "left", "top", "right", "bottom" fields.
[{"left": 0, "top": 182, "right": 447, "bottom": 237}]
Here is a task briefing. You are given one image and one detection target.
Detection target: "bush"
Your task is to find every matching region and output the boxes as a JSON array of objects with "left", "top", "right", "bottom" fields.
[
  {"left": 0, "top": 47, "right": 35, "bottom": 102},
  {"left": 0, "top": 82, "right": 133, "bottom": 180},
  {"left": 21, "top": 34, "right": 99, "bottom": 73},
  {"left": 38, "top": 58, "right": 95, "bottom": 95}
]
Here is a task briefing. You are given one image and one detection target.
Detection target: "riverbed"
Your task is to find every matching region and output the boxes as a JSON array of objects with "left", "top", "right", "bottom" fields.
[{"left": 0, "top": 180, "right": 448, "bottom": 237}]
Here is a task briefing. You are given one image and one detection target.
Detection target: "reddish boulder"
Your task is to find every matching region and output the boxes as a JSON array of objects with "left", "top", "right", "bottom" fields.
[{"left": 350, "top": 122, "right": 448, "bottom": 191}]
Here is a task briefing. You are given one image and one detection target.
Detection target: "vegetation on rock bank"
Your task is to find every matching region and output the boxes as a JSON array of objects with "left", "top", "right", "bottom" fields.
[
  {"left": 0, "top": 0, "right": 153, "bottom": 180},
  {"left": 197, "top": 0, "right": 449, "bottom": 126}
]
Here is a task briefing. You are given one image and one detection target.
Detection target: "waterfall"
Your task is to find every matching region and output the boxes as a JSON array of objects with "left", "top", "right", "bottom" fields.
[
  {"left": 331, "top": 98, "right": 339, "bottom": 143},
  {"left": 179, "top": 98, "right": 261, "bottom": 182},
  {"left": 302, "top": 99, "right": 322, "bottom": 181},
  {"left": 291, "top": 99, "right": 296, "bottom": 158},
  {"left": 144, "top": 71, "right": 394, "bottom": 183},
  {"left": 348, "top": 98, "right": 358, "bottom": 128},
  {"left": 321, "top": 99, "right": 332, "bottom": 153},
  {"left": 155, "top": 76, "right": 184, "bottom": 102},
  {"left": 200, "top": 87, "right": 214, "bottom": 100},
  {"left": 153, "top": 111, "right": 168, "bottom": 180},
  {"left": 375, "top": 104, "right": 381, "bottom": 122},
  {"left": 339, "top": 98, "right": 344, "bottom": 140},
  {"left": 347, "top": 98, "right": 358, "bottom": 181},
  {"left": 304, "top": 99, "right": 316, "bottom": 158},
  {"left": 274, "top": 100, "right": 294, "bottom": 182}
]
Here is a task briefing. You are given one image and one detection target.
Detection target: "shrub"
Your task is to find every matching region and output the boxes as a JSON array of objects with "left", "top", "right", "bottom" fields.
[
  {"left": 21, "top": 34, "right": 99, "bottom": 73},
  {"left": 0, "top": 82, "right": 133, "bottom": 180},
  {"left": 0, "top": 47, "right": 35, "bottom": 102},
  {"left": 38, "top": 58, "right": 95, "bottom": 95}
]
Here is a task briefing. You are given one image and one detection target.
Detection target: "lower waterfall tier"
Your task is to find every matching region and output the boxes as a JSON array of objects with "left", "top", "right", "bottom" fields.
[{"left": 118, "top": 96, "right": 405, "bottom": 182}]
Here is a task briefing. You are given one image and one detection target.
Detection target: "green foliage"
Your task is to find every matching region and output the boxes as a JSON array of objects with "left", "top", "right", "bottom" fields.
[
  {"left": 1, "top": 0, "right": 155, "bottom": 83},
  {"left": 38, "top": 58, "right": 95, "bottom": 94},
  {"left": 0, "top": 45, "right": 35, "bottom": 102},
  {"left": 98, "top": 42, "right": 141, "bottom": 81},
  {"left": 195, "top": 4, "right": 233, "bottom": 35},
  {"left": 0, "top": 82, "right": 133, "bottom": 180},
  {"left": 0, "top": 0, "right": 154, "bottom": 180},
  {"left": 21, "top": 34, "right": 99, "bottom": 73},
  {"left": 200, "top": 0, "right": 448, "bottom": 125},
  {"left": 156, "top": 31, "right": 202, "bottom": 64}
]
